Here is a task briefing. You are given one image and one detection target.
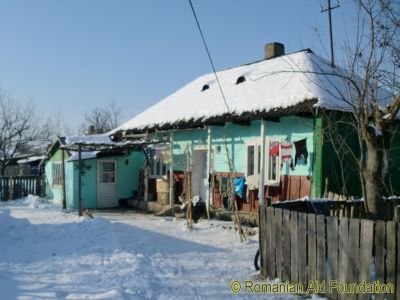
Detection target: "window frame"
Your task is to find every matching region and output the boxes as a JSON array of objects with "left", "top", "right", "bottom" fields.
[
  {"left": 244, "top": 139, "right": 261, "bottom": 186},
  {"left": 51, "top": 162, "right": 63, "bottom": 186},
  {"left": 265, "top": 140, "right": 281, "bottom": 186},
  {"left": 149, "top": 154, "right": 169, "bottom": 179}
]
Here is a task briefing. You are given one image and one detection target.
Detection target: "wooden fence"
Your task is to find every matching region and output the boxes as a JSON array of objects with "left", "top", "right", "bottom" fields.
[
  {"left": 272, "top": 199, "right": 400, "bottom": 221},
  {"left": 259, "top": 205, "right": 399, "bottom": 299},
  {"left": 0, "top": 176, "right": 43, "bottom": 201}
]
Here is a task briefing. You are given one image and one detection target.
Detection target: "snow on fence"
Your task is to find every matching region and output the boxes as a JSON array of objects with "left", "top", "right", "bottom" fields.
[
  {"left": 259, "top": 205, "right": 399, "bottom": 300},
  {"left": 0, "top": 176, "right": 43, "bottom": 200}
]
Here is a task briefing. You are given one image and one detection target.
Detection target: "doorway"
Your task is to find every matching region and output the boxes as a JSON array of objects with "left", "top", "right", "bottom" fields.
[{"left": 97, "top": 160, "right": 117, "bottom": 208}]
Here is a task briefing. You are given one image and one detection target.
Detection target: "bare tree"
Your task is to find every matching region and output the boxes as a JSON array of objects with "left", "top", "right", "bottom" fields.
[
  {"left": 320, "top": 0, "right": 400, "bottom": 218},
  {"left": 81, "top": 100, "right": 122, "bottom": 134},
  {"left": 0, "top": 90, "right": 40, "bottom": 175},
  {"left": 41, "top": 110, "right": 73, "bottom": 142}
]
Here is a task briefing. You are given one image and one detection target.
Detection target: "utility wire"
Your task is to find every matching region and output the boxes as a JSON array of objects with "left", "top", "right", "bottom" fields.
[{"left": 187, "top": 0, "right": 231, "bottom": 114}]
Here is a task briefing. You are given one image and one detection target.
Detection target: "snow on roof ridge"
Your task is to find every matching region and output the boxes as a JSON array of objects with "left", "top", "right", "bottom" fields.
[
  {"left": 65, "top": 134, "right": 113, "bottom": 145},
  {"left": 111, "top": 49, "right": 390, "bottom": 134}
]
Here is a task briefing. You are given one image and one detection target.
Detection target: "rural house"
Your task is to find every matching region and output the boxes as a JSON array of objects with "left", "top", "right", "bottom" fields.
[
  {"left": 110, "top": 42, "right": 399, "bottom": 214},
  {"left": 44, "top": 135, "right": 144, "bottom": 209}
]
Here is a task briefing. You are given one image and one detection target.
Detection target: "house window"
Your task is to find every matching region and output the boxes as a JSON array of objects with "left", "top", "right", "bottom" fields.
[
  {"left": 52, "top": 163, "right": 62, "bottom": 186},
  {"left": 266, "top": 141, "right": 280, "bottom": 186},
  {"left": 99, "top": 162, "right": 115, "bottom": 183},
  {"left": 150, "top": 156, "right": 169, "bottom": 178},
  {"left": 247, "top": 145, "right": 255, "bottom": 176},
  {"left": 245, "top": 141, "right": 263, "bottom": 177},
  {"left": 245, "top": 139, "right": 281, "bottom": 187},
  {"left": 245, "top": 140, "right": 262, "bottom": 189}
]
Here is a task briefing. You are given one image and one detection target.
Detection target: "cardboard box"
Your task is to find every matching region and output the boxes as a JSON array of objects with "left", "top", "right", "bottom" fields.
[
  {"left": 156, "top": 179, "right": 169, "bottom": 193},
  {"left": 157, "top": 192, "right": 169, "bottom": 205}
]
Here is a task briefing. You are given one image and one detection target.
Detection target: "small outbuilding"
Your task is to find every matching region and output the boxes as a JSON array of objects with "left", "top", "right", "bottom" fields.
[{"left": 44, "top": 135, "right": 144, "bottom": 209}]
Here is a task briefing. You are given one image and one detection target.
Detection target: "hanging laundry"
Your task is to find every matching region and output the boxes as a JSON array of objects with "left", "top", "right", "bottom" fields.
[
  {"left": 269, "top": 141, "right": 279, "bottom": 156},
  {"left": 294, "top": 138, "right": 308, "bottom": 166},
  {"left": 234, "top": 176, "right": 246, "bottom": 199},
  {"left": 281, "top": 141, "right": 292, "bottom": 162},
  {"left": 281, "top": 141, "right": 294, "bottom": 170},
  {"left": 162, "top": 149, "right": 171, "bottom": 164}
]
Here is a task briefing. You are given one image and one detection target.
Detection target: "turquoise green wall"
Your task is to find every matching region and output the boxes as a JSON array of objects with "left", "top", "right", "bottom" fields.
[
  {"left": 116, "top": 151, "right": 144, "bottom": 199},
  {"left": 155, "top": 116, "right": 314, "bottom": 177},
  {"left": 70, "top": 158, "right": 98, "bottom": 209},
  {"left": 45, "top": 149, "right": 69, "bottom": 205},
  {"left": 46, "top": 149, "right": 143, "bottom": 209}
]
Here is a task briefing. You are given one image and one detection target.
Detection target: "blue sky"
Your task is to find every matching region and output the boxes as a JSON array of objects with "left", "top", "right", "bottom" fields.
[{"left": 0, "top": 0, "right": 357, "bottom": 132}]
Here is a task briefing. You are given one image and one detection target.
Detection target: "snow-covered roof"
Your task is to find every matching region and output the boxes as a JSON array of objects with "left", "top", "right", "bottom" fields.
[
  {"left": 65, "top": 134, "right": 113, "bottom": 145},
  {"left": 114, "top": 49, "right": 393, "bottom": 134},
  {"left": 17, "top": 156, "right": 45, "bottom": 164},
  {"left": 67, "top": 151, "right": 99, "bottom": 162}
]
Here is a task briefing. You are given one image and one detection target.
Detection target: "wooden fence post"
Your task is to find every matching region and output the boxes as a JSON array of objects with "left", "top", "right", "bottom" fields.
[
  {"left": 9, "top": 177, "right": 13, "bottom": 200},
  {"left": 282, "top": 210, "right": 291, "bottom": 281},
  {"left": 316, "top": 214, "right": 326, "bottom": 283},
  {"left": 266, "top": 207, "right": 275, "bottom": 278},
  {"left": 307, "top": 213, "right": 317, "bottom": 283},
  {"left": 386, "top": 222, "right": 396, "bottom": 300},
  {"left": 290, "top": 211, "right": 298, "bottom": 282},
  {"left": 297, "top": 212, "right": 307, "bottom": 287},
  {"left": 275, "top": 208, "right": 283, "bottom": 280}
]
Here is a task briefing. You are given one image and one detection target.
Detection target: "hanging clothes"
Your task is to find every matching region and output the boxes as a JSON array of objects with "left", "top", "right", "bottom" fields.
[
  {"left": 269, "top": 142, "right": 279, "bottom": 156},
  {"left": 294, "top": 138, "right": 308, "bottom": 166},
  {"left": 234, "top": 177, "right": 246, "bottom": 199},
  {"left": 281, "top": 141, "right": 294, "bottom": 170},
  {"left": 281, "top": 141, "right": 292, "bottom": 162}
]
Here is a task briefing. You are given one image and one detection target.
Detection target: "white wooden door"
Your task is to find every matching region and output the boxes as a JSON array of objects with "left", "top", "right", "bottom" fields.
[
  {"left": 97, "top": 160, "right": 117, "bottom": 208},
  {"left": 192, "top": 150, "right": 208, "bottom": 202}
]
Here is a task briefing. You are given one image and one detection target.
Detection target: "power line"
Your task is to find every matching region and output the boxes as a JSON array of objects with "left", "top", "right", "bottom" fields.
[
  {"left": 321, "top": 0, "right": 340, "bottom": 67},
  {"left": 187, "top": 0, "right": 231, "bottom": 114}
]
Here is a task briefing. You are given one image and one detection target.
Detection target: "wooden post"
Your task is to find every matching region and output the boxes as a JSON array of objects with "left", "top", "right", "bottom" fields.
[
  {"left": 223, "top": 135, "right": 246, "bottom": 242},
  {"left": 186, "top": 144, "right": 192, "bottom": 229},
  {"left": 144, "top": 165, "right": 149, "bottom": 202},
  {"left": 206, "top": 127, "right": 212, "bottom": 219},
  {"left": 61, "top": 149, "right": 67, "bottom": 210},
  {"left": 9, "top": 177, "right": 13, "bottom": 200},
  {"left": 259, "top": 119, "right": 266, "bottom": 205},
  {"left": 78, "top": 144, "right": 83, "bottom": 217},
  {"left": 324, "top": 177, "right": 329, "bottom": 198},
  {"left": 169, "top": 132, "right": 174, "bottom": 206}
]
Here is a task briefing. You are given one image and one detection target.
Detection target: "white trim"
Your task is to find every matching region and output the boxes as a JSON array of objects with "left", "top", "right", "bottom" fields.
[
  {"left": 149, "top": 155, "right": 169, "bottom": 179},
  {"left": 244, "top": 138, "right": 261, "bottom": 189},
  {"left": 206, "top": 127, "right": 212, "bottom": 217},
  {"left": 259, "top": 120, "right": 266, "bottom": 204},
  {"left": 265, "top": 140, "right": 281, "bottom": 186},
  {"left": 193, "top": 145, "right": 208, "bottom": 151},
  {"left": 97, "top": 159, "right": 118, "bottom": 208}
]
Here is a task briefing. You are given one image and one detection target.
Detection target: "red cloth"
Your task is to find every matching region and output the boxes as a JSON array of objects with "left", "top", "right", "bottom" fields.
[{"left": 269, "top": 142, "right": 279, "bottom": 156}]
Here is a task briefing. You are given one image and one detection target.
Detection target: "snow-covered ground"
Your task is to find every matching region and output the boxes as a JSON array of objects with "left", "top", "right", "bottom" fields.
[{"left": 0, "top": 196, "right": 306, "bottom": 299}]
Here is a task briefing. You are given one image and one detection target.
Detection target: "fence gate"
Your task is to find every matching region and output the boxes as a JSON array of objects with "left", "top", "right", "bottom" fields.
[{"left": 0, "top": 176, "right": 43, "bottom": 201}]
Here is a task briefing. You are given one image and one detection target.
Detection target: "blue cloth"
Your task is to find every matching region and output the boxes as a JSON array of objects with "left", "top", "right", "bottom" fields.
[{"left": 234, "top": 177, "right": 246, "bottom": 199}]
